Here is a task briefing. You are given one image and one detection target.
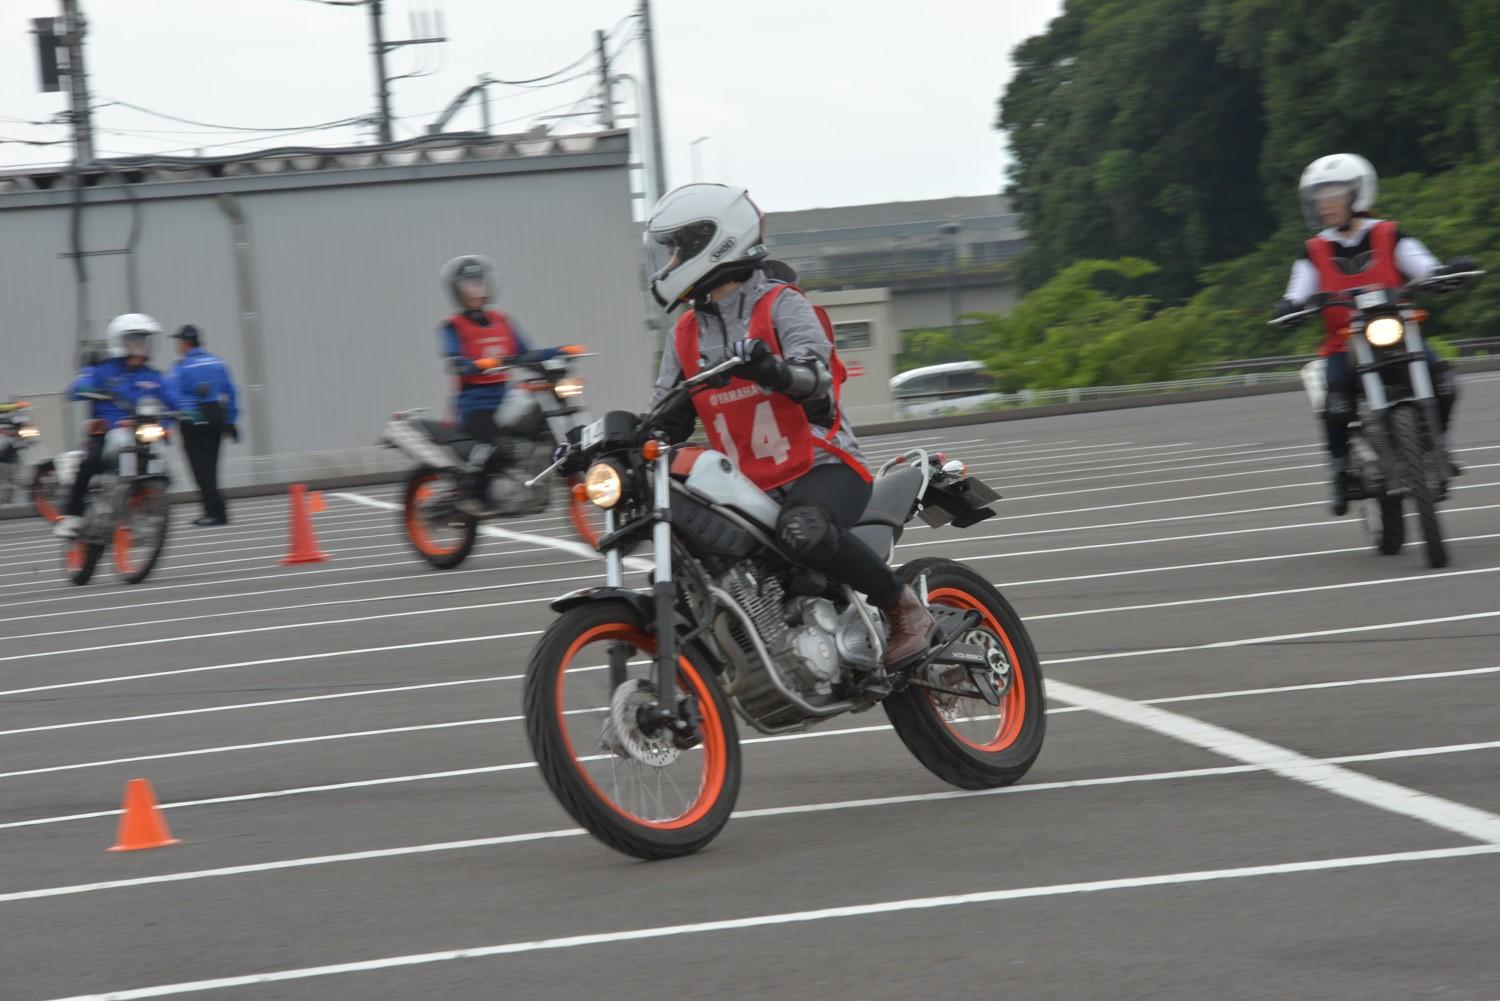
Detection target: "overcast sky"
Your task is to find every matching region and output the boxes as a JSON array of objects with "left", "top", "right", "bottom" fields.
[{"left": 0, "top": 0, "right": 1063, "bottom": 212}]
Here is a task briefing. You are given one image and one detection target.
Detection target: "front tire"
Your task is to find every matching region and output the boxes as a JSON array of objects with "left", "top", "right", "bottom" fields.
[
  {"left": 1363, "top": 496, "right": 1405, "bottom": 556},
  {"left": 1394, "top": 407, "right": 1447, "bottom": 568},
  {"left": 65, "top": 539, "right": 103, "bottom": 586},
  {"left": 31, "top": 460, "right": 62, "bottom": 523},
  {"left": 524, "top": 600, "right": 741, "bottom": 860},
  {"left": 114, "top": 481, "right": 171, "bottom": 585},
  {"left": 884, "top": 558, "right": 1046, "bottom": 790},
  {"left": 402, "top": 468, "right": 477, "bottom": 570}
]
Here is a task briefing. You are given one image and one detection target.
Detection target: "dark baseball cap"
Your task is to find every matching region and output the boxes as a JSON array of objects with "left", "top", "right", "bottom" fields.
[{"left": 171, "top": 324, "right": 201, "bottom": 345}]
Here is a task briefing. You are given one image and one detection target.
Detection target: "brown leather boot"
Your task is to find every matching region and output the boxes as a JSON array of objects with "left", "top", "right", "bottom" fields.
[{"left": 882, "top": 584, "right": 937, "bottom": 669}]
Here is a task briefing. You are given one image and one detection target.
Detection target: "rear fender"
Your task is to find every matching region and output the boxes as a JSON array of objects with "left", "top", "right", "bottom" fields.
[{"left": 382, "top": 418, "right": 459, "bottom": 469}]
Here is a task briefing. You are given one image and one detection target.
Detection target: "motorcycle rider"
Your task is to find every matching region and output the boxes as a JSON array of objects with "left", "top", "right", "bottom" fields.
[
  {"left": 437, "top": 255, "right": 562, "bottom": 515},
  {"left": 645, "top": 183, "right": 936, "bottom": 670},
  {"left": 1273, "top": 154, "right": 1471, "bottom": 515},
  {"left": 54, "top": 314, "right": 173, "bottom": 539}
]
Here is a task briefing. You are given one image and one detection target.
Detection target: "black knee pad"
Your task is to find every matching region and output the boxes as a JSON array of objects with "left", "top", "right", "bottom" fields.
[{"left": 776, "top": 504, "right": 839, "bottom": 565}]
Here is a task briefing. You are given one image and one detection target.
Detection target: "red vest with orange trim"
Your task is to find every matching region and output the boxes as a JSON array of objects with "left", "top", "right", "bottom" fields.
[
  {"left": 1306, "top": 221, "right": 1404, "bottom": 357},
  {"left": 673, "top": 284, "right": 870, "bottom": 491},
  {"left": 450, "top": 311, "right": 520, "bottom": 387}
]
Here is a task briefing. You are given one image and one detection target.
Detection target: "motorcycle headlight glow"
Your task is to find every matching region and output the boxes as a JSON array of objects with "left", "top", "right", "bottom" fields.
[
  {"left": 136, "top": 423, "right": 165, "bottom": 443},
  {"left": 555, "top": 376, "right": 585, "bottom": 399},
  {"left": 584, "top": 461, "right": 623, "bottom": 509},
  {"left": 17, "top": 426, "right": 40, "bottom": 439},
  {"left": 1365, "top": 316, "right": 1405, "bottom": 348}
]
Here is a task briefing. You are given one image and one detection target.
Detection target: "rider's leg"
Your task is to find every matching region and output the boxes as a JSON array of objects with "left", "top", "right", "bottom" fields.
[
  {"left": 776, "top": 463, "right": 935, "bottom": 668},
  {"left": 1323, "top": 351, "right": 1356, "bottom": 515},
  {"left": 56, "top": 436, "right": 105, "bottom": 537}
]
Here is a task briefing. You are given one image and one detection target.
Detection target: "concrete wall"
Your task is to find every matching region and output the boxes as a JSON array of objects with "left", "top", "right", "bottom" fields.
[
  {"left": 0, "top": 141, "right": 646, "bottom": 479},
  {"left": 808, "top": 287, "right": 893, "bottom": 419},
  {"left": 890, "top": 283, "right": 1020, "bottom": 335}
]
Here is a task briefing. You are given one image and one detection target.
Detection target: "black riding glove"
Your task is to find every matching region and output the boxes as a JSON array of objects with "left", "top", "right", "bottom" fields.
[
  {"left": 729, "top": 339, "right": 791, "bottom": 391},
  {"left": 224, "top": 424, "right": 240, "bottom": 443},
  {"left": 1271, "top": 298, "right": 1296, "bottom": 321}
]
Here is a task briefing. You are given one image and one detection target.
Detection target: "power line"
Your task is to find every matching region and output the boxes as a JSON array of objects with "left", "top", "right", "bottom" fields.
[
  {"left": 96, "top": 97, "right": 366, "bottom": 133},
  {"left": 485, "top": 48, "right": 595, "bottom": 87}
]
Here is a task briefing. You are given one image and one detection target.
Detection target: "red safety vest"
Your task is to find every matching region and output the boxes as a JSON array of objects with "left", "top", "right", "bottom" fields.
[
  {"left": 450, "top": 311, "right": 520, "bottom": 387},
  {"left": 1306, "top": 221, "right": 1404, "bottom": 357},
  {"left": 673, "top": 284, "right": 871, "bottom": 491}
]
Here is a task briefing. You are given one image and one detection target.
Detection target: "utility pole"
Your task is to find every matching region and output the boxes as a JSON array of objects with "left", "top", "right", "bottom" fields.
[
  {"left": 58, "top": 0, "right": 95, "bottom": 163},
  {"left": 595, "top": 29, "right": 615, "bottom": 129},
  {"left": 369, "top": 0, "right": 393, "bottom": 143},
  {"left": 640, "top": 0, "right": 667, "bottom": 203},
  {"left": 366, "top": 0, "right": 446, "bottom": 144}
]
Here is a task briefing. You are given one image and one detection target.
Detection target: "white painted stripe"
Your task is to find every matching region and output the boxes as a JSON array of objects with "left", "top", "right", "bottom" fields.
[
  {"left": 1048, "top": 679, "right": 1500, "bottom": 844},
  {"left": 1044, "top": 609, "right": 1500, "bottom": 667},
  {"left": 330, "top": 491, "right": 653, "bottom": 572},
  {"left": 0, "top": 630, "right": 542, "bottom": 698},
  {"left": 903, "top": 482, "right": 1500, "bottom": 552},
  {"left": 999, "top": 532, "right": 1500, "bottom": 588},
  {"left": 32, "top": 847, "right": 1500, "bottom": 998},
  {"left": 9, "top": 662, "right": 1500, "bottom": 823},
  {"left": 1028, "top": 564, "right": 1500, "bottom": 622}
]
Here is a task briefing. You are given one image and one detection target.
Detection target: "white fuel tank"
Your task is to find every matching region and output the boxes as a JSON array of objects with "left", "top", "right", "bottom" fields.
[{"left": 681, "top": 449, "right": 781, "bottom": 530}]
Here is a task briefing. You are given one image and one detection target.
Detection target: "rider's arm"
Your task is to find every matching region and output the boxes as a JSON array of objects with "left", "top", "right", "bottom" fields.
[
  {"left": 438, "top": 321, "right": 480, "bottom": 377},
  {"left": 1284, "top": 256, "right": 1319, "bottom": 307},
  {"left": 650, "top": 337, "right": 684, "bottom": 408},
  {"left": 507, "top": 319, "right": 562, "bottom": 365},
  {"left": 68, "top": 365, "right": 99, "bottom": 400},
  {"left": 768, "top": 290, "right": 833, "bottom": 402},
  {"left": 218, "top": 358, "right": 240, "bottom": 425},
  {"left": 1395, "top": 231, "right": 1442, "bottom": 282}
]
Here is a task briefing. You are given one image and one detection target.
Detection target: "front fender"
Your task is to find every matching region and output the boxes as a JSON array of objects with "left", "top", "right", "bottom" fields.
[{"left": 550, "top": 586, "right": 653, "bottom": 618}]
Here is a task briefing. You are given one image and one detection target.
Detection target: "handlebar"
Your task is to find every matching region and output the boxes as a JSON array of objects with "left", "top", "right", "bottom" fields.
[
  {"left": 641, "top": 355, "right": 744, "bottom": 431},
  {"left": 1268, "top": 269, "right": 1487, "bottom": 328}
]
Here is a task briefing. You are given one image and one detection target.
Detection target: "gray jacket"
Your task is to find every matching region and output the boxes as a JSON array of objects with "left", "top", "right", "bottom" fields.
[{"left": 650, "top": 270, "right": 867, "bottom": 471}]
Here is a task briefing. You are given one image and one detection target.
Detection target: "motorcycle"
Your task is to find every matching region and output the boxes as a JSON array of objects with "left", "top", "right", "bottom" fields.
[
  {"left": 0, "top": 402, "right": 62, "bottom": 521},
  {"left": 380, "top": 349, "right": 602, "bottom": 570},
  {"left": 522, "top": 355, "right": 1046, "bottom": 860},
  {"left": 1273, "top": 267, "right": 1485, "bottom": 568},
  {"left": 58, "top": 393, "right": 176, "bottom": 586}
]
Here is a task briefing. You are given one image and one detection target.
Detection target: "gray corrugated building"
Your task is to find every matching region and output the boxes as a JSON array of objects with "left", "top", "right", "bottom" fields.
[{"left": 0, "top": 130, "right": 646, "bottom": 484}]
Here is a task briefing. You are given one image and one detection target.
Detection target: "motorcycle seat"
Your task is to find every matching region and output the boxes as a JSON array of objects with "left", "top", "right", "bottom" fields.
[{"left": 852, "top": 463, "right": 924, "bottom": 556}]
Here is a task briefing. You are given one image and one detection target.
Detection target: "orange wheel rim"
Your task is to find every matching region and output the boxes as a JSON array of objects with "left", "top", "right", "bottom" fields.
[
  {"left": 112, "top": 523, "right": 134, "bottom": 575},
  {"left": 66, "top": 543, "right": 84, "bottom": 571},
  {"left": 553, "top": 623, "right": 728, "bottom": 829},
  {"left": 925, "top": 587, "right": 1027, "bottom": 753},
  {"left": 34, "top": 489, "right": 60, "bottom": 523},
  {"left": 568, "top": 492, "right": 601, "bottom": 548},
  {"left": 405, "top": 477, "right": 461, "bottom": 557}
]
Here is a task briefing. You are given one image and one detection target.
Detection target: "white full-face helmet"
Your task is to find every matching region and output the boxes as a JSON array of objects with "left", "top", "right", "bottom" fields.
[
  {"left": 105, "top": 313, "right": 163, "bottom": 361},
  {"left": 645, "top": 183, "right": 768, "bottom": 312},
  {"left": 441, "top": 254, "right": 497, "bottom": 308},
  {"left": 1298, "top": 153, "right": 1378, "bottom": 228}
]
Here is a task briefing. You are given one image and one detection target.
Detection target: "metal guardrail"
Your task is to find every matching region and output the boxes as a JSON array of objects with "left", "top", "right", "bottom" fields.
[{"left": 1193, "top": 338, "right": 1500, "bottom": 374}]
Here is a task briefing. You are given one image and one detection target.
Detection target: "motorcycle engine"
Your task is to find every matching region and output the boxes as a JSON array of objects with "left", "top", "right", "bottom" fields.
[
  {"left": 717, "top": 561, "right": 842, "bottom": 698},
  {"left": 781, "top": 597, "right": 842, "bottom": 691},
  {"left": 485, "top": 471, "right": 531, "bottom": 516}
]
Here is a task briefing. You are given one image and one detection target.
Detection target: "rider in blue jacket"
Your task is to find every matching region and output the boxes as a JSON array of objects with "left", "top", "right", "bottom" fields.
[{"left": 54, "top": 314, "right": 173, "bottom": 538}]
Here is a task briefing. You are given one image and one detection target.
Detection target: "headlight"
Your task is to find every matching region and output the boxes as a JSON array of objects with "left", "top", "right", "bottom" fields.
[
  {"left": 17, "top": 426, "right": 40, "bottom": 439},
  {"left": 136, "top": 423, "right": 165, "bottom": 443},
  {"left": 584, "top": 461, "right": 623, "bottom": 508},
  {"left": 1365, "top": 316, "right": 1405, "bottom": 348},
  {"left": 554, "top": 376, "right": 585, "bottom": 399}
]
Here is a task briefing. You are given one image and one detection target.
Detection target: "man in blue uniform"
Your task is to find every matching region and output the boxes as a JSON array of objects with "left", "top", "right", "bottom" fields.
[{"left": 167, "top": 324, "right": 240, "bottom": 526}]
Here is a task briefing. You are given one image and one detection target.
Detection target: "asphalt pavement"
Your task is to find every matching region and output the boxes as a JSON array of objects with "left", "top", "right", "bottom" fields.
[{"left": 3, "top": 376, "right": 1500, "bottom": 1001}]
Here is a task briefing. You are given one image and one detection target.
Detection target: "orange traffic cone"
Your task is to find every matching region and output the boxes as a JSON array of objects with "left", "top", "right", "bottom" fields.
[
  {"left": 281, "top": 483, "right": 329, "bottom": 565},
  {"left": 109, "top": 778, "right": 180, "bottom": 852}
]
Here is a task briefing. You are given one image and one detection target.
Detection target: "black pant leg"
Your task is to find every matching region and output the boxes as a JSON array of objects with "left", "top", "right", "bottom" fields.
[
  {"left": 182, "top": 421, "right": 225, "bottom": 520},
  {"left": 65, "top": 437, "right": 106, "bottom": 517},
  {"left": 779, "top": 463, "right": 905, "bottom": 608}
]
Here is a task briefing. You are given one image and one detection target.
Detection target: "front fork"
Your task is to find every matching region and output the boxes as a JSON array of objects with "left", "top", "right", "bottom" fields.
[{"left": 1352, "top": 327, "right": 1445, "bottom": 492}]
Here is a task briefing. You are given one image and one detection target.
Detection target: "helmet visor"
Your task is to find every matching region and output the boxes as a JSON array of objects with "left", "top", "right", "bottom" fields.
[
  {"left": 122, "top": 333, "right": 151, "bottom": 358},
  {"left": 454, "top": 276, "right": 490, "bottom": 305},
  {"left": 645, "top": 219, "right": 719, "bottom": 283},
  {"left": 1302, "top": 181, "right": 1358, "bottom": 227}
]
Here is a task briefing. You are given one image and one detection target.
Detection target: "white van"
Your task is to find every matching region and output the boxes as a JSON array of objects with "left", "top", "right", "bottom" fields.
[{"left": 890, "top": 360, "right": 1004, "bottom": 418}]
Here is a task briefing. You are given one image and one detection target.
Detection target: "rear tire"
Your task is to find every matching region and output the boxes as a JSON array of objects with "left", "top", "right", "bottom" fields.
[
  {"left": 883, "top": 558, "right": 1045, "bottom": 790},
  {"left": 65, "top": 539, "right": 103, "bottom": 586},
  {"left": 402, "top": 468, "right": 477, "bottom": 570},
  {"left": 524, "top": 600, "right": 741, "bottom": 860},
  {"left": 1394, "top": 407, "right": 1447, "bottom": 568}
]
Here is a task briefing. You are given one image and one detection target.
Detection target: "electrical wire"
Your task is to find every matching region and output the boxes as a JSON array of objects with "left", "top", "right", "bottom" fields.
[
  {"left": 485, "top": 48, "right": 595, "bottom": 87},
  {"left": 95, "top": 97, "right": 366, "bottom": 133}
]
